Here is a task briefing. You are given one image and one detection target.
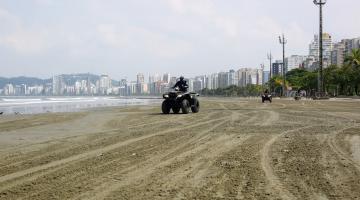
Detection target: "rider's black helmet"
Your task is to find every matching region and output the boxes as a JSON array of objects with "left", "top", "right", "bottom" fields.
[{"left": 179, "top": 76, "right": 184, "bottom": 80}]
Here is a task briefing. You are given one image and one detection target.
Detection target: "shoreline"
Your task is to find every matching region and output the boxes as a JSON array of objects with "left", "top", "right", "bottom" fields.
[{"left": 0, "top": 96, "right": 161, "bottom": 116}]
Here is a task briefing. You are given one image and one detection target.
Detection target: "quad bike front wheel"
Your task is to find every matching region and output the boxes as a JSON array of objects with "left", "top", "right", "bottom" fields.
[
  {"left": 162, "top": 100, "right": 171, "bottom": 114},
  {"left": 181, "top": 99, "right": 190, "bottom": 114}
]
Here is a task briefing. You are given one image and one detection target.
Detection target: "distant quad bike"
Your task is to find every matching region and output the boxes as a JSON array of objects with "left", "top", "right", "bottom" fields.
[
  {"left": 262, "top": 93, "right": 272, "bottom": 103},
  {"left": 162, "top": 89, "right": 200, "bottom": 114}
]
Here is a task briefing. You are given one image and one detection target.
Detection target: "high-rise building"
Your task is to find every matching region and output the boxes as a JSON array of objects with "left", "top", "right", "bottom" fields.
[
  {"left": 237, "top": 68, "right": 247, "bottom": 87},
  {"left": 4, "top": 84, "right": 15, "bottom": 95},
  {"left": 228, "top": 69, "right": 238, "bottom": 86},
  {"left": 162, "top": 73, "right": 170, "bottom": 84},
  {"left": 331, "top": 41, "right": 346, "bottom": 66},
  {"left": 210, "top": 73, "right": 218, "bottom": 89},
  {"left": 99, "top": 75, "right": 112, "bottom": 95},
  {"left": 256, "top": 69, "right": 263, "bottom": 86},
  {"left": 137, "top": 73, "right": 145, "bottom": 84},
  {"left": 285, "top": 55, "right": 308, "bottom": 71},
  {"left": 193, "top": 80, "right": 203, "bottom": 92},
  {"left": 169, "top": 76, "right": 177, "bottom": 87},
  {"left": 344, "top": 37, "right": 360, "bottom": 55},
  {"left": 148, "top": 75, "right": 155, "bottom": 84},
  {"left": 304, "top": 56, "right": 317, "bottom": 71},
  {"left": 218, "top": 72, "right": 229, "bottom": 88},
  {"left": 194, "top": 76, "right": 206, "bottom": 90},
  {"left": 52, "top": 75, "right": 65, "bottom": 95},
  {"left": 309, "top": 33, "right": 333, "bottom": 68},
  {"left": 272, "top": 60, "right": 283, "bottom": 76},
  {"left": 184, "top": 78, "right": 194, "bottom": 92},
  {"left": 263, "top": 71, "right": 270, "bottom": 84},
  {"left": 237, "top": 68, "right": 262, "bottom": 86},
  {"left": 154, "top": 74, "right": 161, "bottom": 82},
  {"left": 141, "top": 83, "right": 148, "bottom": 94}
]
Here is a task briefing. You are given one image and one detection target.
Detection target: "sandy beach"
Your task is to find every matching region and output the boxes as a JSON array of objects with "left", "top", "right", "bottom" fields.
[{"left": 0, "top": 98, "right": 360, "bottom": 199}]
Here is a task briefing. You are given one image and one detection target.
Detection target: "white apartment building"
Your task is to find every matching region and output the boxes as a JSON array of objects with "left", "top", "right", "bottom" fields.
[
  {"left": 99, "top": 75, "right": 112, "bottom": 95},
  {"left": 309, "top": 33, "right": 333, "bottom": 67},
  {"left": 52, "top": 75, "right": 65, "bottom": 95},
  {"left": 285, "top": 55, "right": 308, "bottom": 71},
  {"left": 237, "top": 68, "right": 262, "bottom": 87},
  {"left": 331, "top": 41, "right": 346, "bottom": 66}
]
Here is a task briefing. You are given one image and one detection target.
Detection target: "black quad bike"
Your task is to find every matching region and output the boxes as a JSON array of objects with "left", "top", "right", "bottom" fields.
[
  {"left": 162, "top": 90, "right": 200, "bottom": 114},
  {"left": 262, "top": 93, "right": 272, "bottom": 103}
]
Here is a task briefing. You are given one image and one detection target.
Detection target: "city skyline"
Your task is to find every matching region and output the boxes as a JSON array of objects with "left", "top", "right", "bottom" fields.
[
  {"left": 0, "top": 67, "right": 265, "bottom": 96},
  {"left": 1, "top": 32, "right": 359, "bottom": 82},
  {"left": 1, "top": 0, "right": 360, "bottom": 79},
  {"left": 2, "top": 30, "right": 359, "bottom": 96}
]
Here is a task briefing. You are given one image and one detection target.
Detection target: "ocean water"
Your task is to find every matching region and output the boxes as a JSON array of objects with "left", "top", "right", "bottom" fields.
[{"left": 0, "top": 97, "right": 160, "bottom": 115}]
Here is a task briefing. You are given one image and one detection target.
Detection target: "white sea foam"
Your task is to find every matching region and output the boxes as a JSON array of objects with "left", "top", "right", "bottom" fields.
[{"left": 0, "top": 97, "right": 159, "bottom": 115}]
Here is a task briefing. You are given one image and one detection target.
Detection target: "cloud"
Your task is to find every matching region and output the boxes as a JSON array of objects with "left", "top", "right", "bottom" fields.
[
  {"left": 97, "top": 24, "right": 130, "bottom": 48},
  {"left": 0, "top": 8, "right": 50, "bottom": 54},
  {"left": 166, "top": 0, "right": 240, "bottom": 38},
  {"left": 34, "top": 0, "right": 55, "bottom": 6},
  {"left": 168, "top": 0, "right": 215, "bottom": 17},
  {"left": 0, "top": 0, "right": 360, "bottom": 79},
  {"left": 96, "top": 23, "right": 192, "bottom": 59},
  {"left": 0, "top": 8, "right": 20, "bottom": 32},
  {"left": 0, "top": 28, "right": 53, "bottom": 54}
]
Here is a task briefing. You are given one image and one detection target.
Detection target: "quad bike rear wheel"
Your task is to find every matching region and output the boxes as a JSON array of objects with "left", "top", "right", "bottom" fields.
[{"left": 191, "top": 98, "right": 200, "bottom": 113}]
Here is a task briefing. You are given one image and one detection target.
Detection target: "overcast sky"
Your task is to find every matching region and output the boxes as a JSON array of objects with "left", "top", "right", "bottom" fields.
[{"left": 0, "top": 0, "right": 359, "bottom": 80}]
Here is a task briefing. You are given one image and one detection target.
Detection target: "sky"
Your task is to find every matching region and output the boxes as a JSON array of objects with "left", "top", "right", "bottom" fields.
[{"left": 0, "top": 0, "right": 359, "bottom": 80}]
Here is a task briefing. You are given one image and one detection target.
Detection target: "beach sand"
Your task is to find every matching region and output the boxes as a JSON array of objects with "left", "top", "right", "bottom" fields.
[{"left": 0, "top": 98, "right": 359, "bottom": 199}]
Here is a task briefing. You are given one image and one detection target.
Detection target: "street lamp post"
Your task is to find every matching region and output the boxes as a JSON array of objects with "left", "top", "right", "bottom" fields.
[
  {"left": 267, "top": 52, "right": 273, "bottom": 92},
  {"left": 279, "top": 34, "right": 287, "bottom": 96},
  {"left": 314, "top": 0, "right": 326, "bottom": 94}
]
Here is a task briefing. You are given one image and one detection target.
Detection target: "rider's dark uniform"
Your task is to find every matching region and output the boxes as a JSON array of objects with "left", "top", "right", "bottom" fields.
[{"left": 173, "top": 78, "right": 188, "bottom": 92}]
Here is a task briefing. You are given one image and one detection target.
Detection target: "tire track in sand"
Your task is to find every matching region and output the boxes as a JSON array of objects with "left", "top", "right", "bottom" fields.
[
  {"left": 259, "top": 110, "right": 279, "bottom": 126},
  {"left": 327, "top": 125, "right": 360, "bottom": 171},
  {"left": 0, "top": 115, "right": 228, "bottom": 184},
  {"left": 260, "top": 125, "right": 314, "bottom": 200},
  {"left": 10, "top": 117, "right": 219, "bottom": 199},
  {"left": 0, "top": 111, "right": 216, "bottom": 172},
  {"left": 75, "top": 109, "right": 238, "bottom": 199},
  {"left": 74, "top": 118, "right": 231, "bottom": 200}
]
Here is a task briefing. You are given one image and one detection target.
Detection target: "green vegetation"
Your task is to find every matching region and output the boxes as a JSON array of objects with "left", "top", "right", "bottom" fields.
[
  {"left": 283, "top": 48, "right": 360, "bottom": 96},
  {"left": 200, "top": 84, "right": 264, "bottom": 97}
]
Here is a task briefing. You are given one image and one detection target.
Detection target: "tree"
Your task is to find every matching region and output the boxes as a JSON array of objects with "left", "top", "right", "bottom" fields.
[
  {"left": 286, "top": 68, "right": 309, "bottom": 90},
  {"left": 324, "top": 65, "right": 339, "bottom": 95},
  {"left": 345, "top": 49, "right": 360, "bottom": 66},
  {"left": 344, "top": 49, "right": 360, "bottom": 95}
]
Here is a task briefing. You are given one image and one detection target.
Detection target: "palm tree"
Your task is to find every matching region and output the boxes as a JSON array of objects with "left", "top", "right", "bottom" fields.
[
  {"left": 345, "top": 49, "right": 360, "bottom": 67},
  {"left": 344, "top": 49, "right": 360, "bottom": 95}
]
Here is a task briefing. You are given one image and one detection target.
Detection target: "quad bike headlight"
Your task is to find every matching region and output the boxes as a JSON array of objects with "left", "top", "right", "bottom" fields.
[
  {"left": 163, "top": 94, "right": 169, "bottom": 98},
  {"left": 177, "top": 95, "right": 182, "bottom": 98}
]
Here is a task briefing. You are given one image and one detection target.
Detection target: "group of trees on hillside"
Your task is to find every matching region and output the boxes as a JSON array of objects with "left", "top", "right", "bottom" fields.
[{"left": 200, "top": 49, "right": 360, "bottom": 97}]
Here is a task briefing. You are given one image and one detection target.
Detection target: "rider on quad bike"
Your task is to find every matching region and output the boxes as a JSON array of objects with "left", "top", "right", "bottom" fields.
[
  {"left": 262, "top": 89, "right": 272, "bottom": 103},
  {"left": 172, "top": 76, "right": 188, "bottom": 92},
  {"left": 161, "top": 76, "right": 199, "bottom": 114}
]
